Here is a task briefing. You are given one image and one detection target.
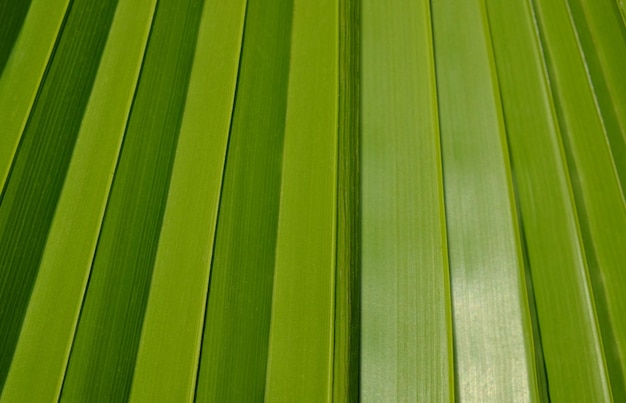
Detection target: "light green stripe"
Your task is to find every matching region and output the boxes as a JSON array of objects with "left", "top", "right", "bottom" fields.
[
  {"left": 128, "top": 1, "right": 246, "bottom": 401},
  {"left": 485, "top": 0, "right": 612, "bottom": 400},
  {"left": 565, "top": 0, "right": 626, "bottom": 195},
  {"left": 532, "top": 0, "right": 626, "bottom": 398},
  {"left": 360, "top": 0, "right": 453, "bottom": 401},
  {"left": 0, "top": 0, "right": 70, "bottom": 192},
  {"left": 264, "top": 0, "right": 338, "bottom": 401},
  {"left": 0, "top": 0, "right": 156, "bottom": 401},
  {"left": 432, "top": 0, "right": 539, "bottom": 401}
]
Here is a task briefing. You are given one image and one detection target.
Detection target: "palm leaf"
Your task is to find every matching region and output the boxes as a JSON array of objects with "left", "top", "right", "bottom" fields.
[
  {"left": 60, "top": 0, "right": 205, "bottom": 400},
  {"left": 431, "top": 0, "right": 539, "bottom": 400},
  {"left": 193, "top": 0, "right": 292, "bottom": 400},
  {"left": 0, "top": 0, "right": 70, "bottom": 191},
  {"left": 0, "top": 0, "right": 155, "bottom": 400},
  {"left": 532, "top": 0, "right": 626, "bottom": 398},
  {"left": 360, "top": 0, "right": 452, "bottom": 401},
  {"left": 129, "top": 1, "right": 245, "bottom": 401},
  {"left": 1, "top": 0, "right": 625, "bottom": 402},
  {"left": 486, "top": 0, "right": 612, "bottom": 400},
  {"left": 0, "top": 0, "right": 120, "bottom": 391}
]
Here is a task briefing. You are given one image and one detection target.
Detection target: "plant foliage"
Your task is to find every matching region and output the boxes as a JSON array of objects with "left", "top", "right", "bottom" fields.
[{"left": 0, "top": 0, "right": 624, "bottom": 402}]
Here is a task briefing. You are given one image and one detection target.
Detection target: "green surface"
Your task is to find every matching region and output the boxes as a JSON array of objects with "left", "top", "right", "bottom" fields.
[
  {"left": 194, "top": 0, "right": 293, "bottom": 400},
  {"left": 532, "top": 0, "right": 626, "bottom": 398},
  {"left": 0, "top": 0, "right": 70, "bottom": 192},
  {"left": 333, "top": 0, "right": 360, "bottom": 401},
  {"left": 432, "top": 0, "right": 539, "bottom": 401},
  {"left": 0, "top": 0, "right": 120, "bottom": 389},
  {"left": 360, "top": 0, "right": 453, "bottom": 401},
  {"left": 0, "top": 0, "right": 156, "bottom": 400},
  {"left": 0, "top": 1, "right": 625, "bottom": 401},
  {"left": 263, "top": 0, "right": 338, "bottom": 401},
  {"left": 616, "top": 0, "right": 626, "bottom": 27},
  {"left": 485, "top": 0, "right": 612, "bottom": 400},
  {"left": 0, "top": 0, "right": 34, "bottom": 76},
  {"left": 60, "top": 0, "right": 204, "bottom": 399},
  {"left": 129, "top": 1, "right": 246, "bottom": 401},
  {"left": 566, "top": 0, "right": 626, "bottom": 195}
]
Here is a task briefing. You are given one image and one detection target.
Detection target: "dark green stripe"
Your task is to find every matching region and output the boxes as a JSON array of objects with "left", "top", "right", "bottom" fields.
[
  {"left": 0, "top": 0, "right": 119, "bottom": 390},
  {"left": 334, "top": 0, "right": 360, "bottom": 400},
  {"left": 59, "top": 0, "right": 204, "bottom": 400},
  {"left": 194, "top": 0, "right": 293, "bottom": 400}
]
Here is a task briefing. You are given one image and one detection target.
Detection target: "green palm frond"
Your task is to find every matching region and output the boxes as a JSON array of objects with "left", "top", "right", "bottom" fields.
[{"left": 1, "top": 0, "right": 625, "bottom": 402}]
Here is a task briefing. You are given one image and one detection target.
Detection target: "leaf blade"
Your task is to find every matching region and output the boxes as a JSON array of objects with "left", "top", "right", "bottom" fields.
[
  {"left": 360, "top": 0, "right": 453, "bottom": 401},
  {"left": 128, "top": 1, "right": 246, "bottom": 401},
  {"left": 264, "top": 0, "right": 339, "bottom": 400},
  {"left": 432, "top": 0, "right": 539, "bottom": 400}
]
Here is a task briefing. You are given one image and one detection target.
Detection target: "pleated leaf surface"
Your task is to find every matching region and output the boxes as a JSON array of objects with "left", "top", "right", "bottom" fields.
[{"left": 0, "top": 1, "right": 624, "bottom": 402}]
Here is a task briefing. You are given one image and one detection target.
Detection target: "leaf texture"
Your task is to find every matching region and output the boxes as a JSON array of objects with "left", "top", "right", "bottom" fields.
[
  {"left": 360, "top": 0, "right": 453, "bottom": 401},
  {"left": 0, "top": 0, "right": 70, "bottom": 191},
  {"left": 263, "top": 0, "right": 338, "bottom": 400},
  {"left": 60, "top": 0, "right": 205, "bottom": 399},
  {"left": 531, "top": 0, "right": 626, "bottom": 399},
  {"left": 0, "top": 0, "right": 120, "bottom": 389},
  {"left": 431, "top": 0, "right": 539, "bottom": 400},
  {"left": 485, "top": 0, "right": 612, "bottom": 400},
  {"left": 128, "top": 0, "right": 246, "bottom": 401},
  {"left": 0, "top": 0, "right": 156, "bottom": 399},
  {"left": 0, "top": 0, "right": 624, "bottom": 401},
  {"left": 333, "top": 0, "right": 360, "bottom": 400},
  {"left": 193, "top": 0, "right": 292, "bottom": 400}
]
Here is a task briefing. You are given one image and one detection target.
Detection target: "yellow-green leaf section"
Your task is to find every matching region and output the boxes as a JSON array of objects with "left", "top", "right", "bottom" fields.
[
  {"left": 264, "top": 0, "right": 338, "bottom": 401},
  {"left": 432, "top": 0, "right": 539, "bottom": 400},
  {"left": 485, "top": 0, "right": 612, "bottom": 400},
  {"left": 129, "top": 0, "right": 246, "bottom": 401},
  {"left": 360, "top": 0, "right": 453, "bottom": 401}
]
